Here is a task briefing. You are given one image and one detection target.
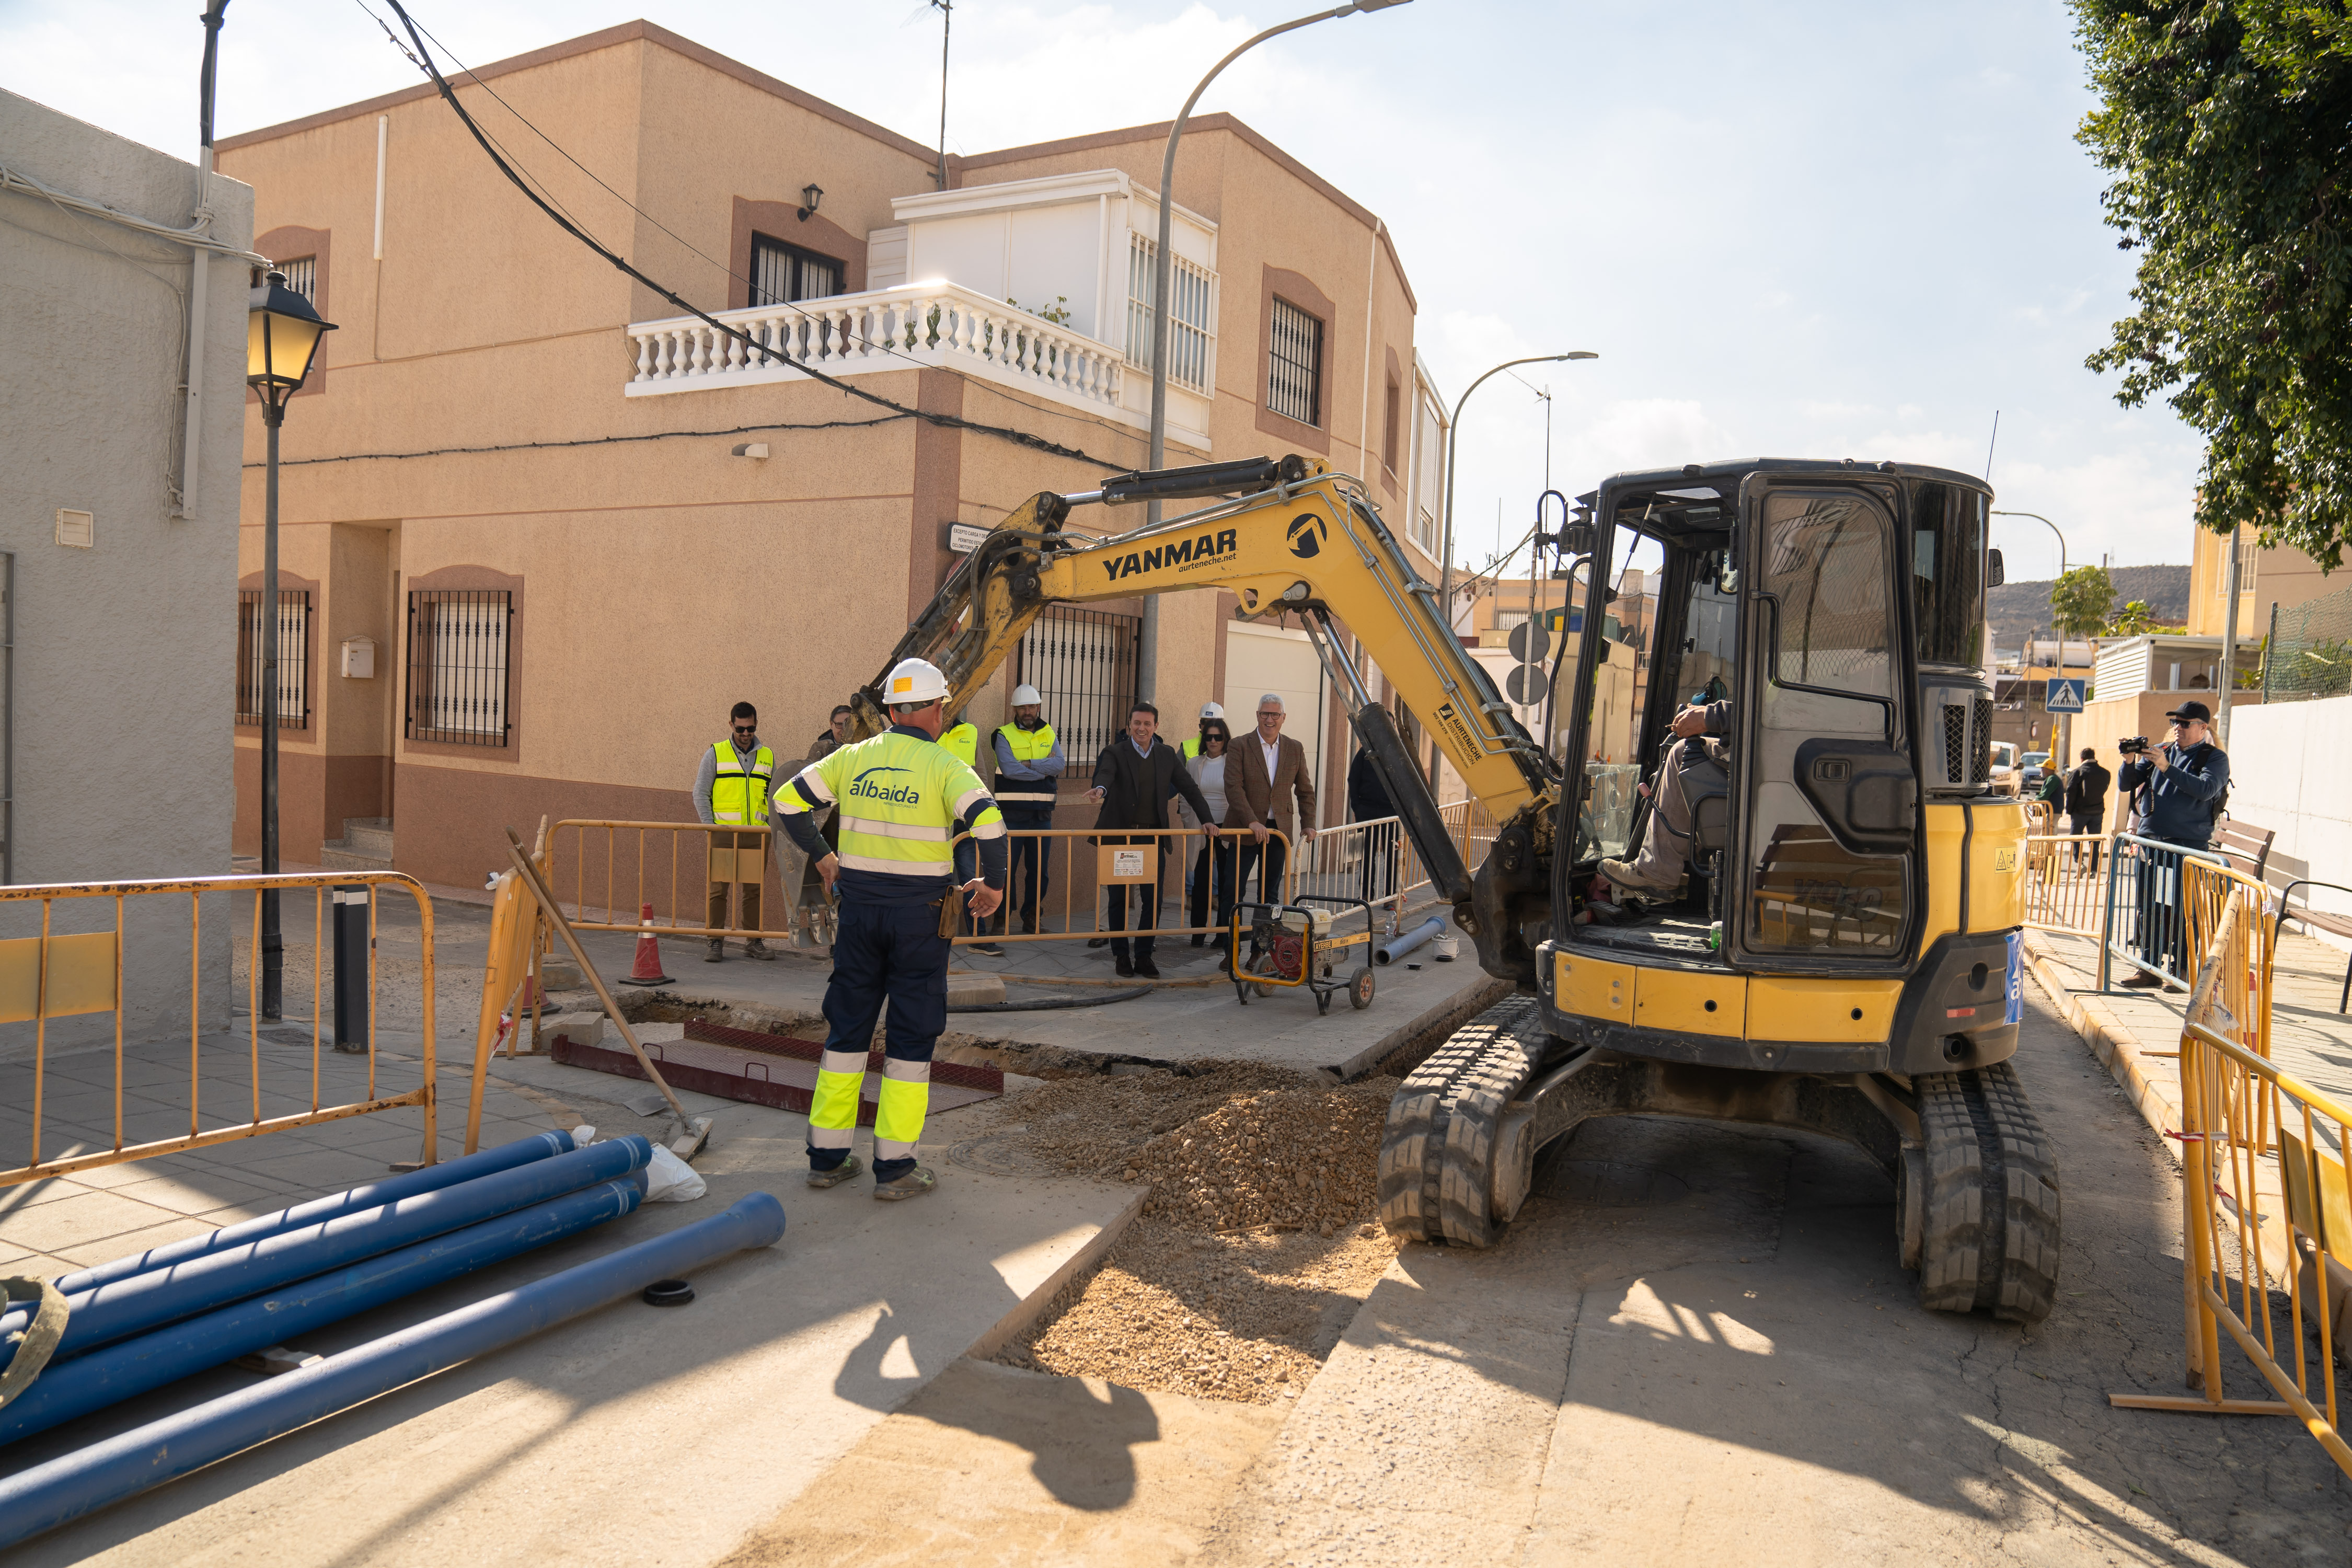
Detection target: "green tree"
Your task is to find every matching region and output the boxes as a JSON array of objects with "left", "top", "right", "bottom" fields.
[
  {"left": 2073, "top": 0, "right": 2352, "bottom": 570},
  {"left": 2108, "top": 599, "right": 2159, "bottom": 636},
  {"left": 2048, "top": 564, "right": 2116, "bottom": 640}
]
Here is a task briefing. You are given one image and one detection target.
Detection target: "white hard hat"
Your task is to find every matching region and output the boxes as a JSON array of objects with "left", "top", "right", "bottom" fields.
[
  {"left": 883, "top": 657, "right": 950, "bottom": 706},
  {"left": 1010, "top": 684, "right": 1042, "bottom": 707},
  {"left": 1200, "top": 702, "right": 1225, "bottom": 720}
]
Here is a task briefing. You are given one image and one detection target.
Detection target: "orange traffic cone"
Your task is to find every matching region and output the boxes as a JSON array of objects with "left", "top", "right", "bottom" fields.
[{"left": 617, "top": 903, "right": 673, "bottom": 986}]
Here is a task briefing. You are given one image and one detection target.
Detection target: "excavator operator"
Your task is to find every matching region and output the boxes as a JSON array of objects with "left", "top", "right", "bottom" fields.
[{"left": 1598, "top": 694, "right": 1731, "bottom": 897}]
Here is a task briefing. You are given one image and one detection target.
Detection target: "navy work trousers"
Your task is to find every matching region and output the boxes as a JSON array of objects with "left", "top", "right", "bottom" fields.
[
  {"left": 812, "top": 896, "right": 951, "bottom": 1181},
  {"left": 1001, "top": 803, "right": 1055, "bottom": 925}
]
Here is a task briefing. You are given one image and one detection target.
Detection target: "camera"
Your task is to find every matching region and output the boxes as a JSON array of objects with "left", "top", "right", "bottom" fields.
[{"left": 2117, "top": 736, "right": 2150, "bottom": 756}]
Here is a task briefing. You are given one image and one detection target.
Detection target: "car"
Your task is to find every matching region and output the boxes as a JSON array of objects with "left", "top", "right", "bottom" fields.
[
  {"left": 2020, "top": 750, "right": 2052, "bottom": 792},
  {"left": 1989, "top": 741, "right": 2021, "bottom": 795}
]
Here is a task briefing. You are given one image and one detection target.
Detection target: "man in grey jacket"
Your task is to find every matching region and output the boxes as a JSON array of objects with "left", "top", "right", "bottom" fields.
[{"left": 1599, "top": 697, "right": 1731, "bottom": 894}]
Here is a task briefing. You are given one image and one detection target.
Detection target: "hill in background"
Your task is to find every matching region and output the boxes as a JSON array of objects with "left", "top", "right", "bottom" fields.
[{"left": 1987, "top": 563, "right": 2190, "bottom": 649}]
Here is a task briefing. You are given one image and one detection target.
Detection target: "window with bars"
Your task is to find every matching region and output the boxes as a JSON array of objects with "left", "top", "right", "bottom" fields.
[
  {"left": 1125, "top": 235, "right": 1216, "bottom": 394},
  {"left": 1016, "top": 605, "right": 1142, "bottom": 769},
  {"left": 1267, "top": 296, "right": 1324, "bottom": 428},
  {"left": 406, "top": 589, "right": 512, "bottom": 746},
  {"left": 277, "top": 255, "right": 316, "bottom": 300},
  {"left": 235, "top": 590, "right": 310, "bottom": 729},
  {"left": 750, "top": 234, "right": 843, "bottom": 307}
]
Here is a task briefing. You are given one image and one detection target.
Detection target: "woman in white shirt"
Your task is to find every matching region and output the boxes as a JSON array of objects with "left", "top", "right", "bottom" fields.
[{"left": 1183, "top": 719, "right": 1236, "bottom": 944}]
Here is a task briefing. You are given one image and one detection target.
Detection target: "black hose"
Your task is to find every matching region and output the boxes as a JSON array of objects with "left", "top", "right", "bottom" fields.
[{"left": 948, "top": 985, "right": 1154, "bottom": 1013}]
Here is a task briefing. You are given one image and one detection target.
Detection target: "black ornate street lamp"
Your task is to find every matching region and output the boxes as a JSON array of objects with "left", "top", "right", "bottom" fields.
[{"left": 247, "top": 269, "right": 336, "bottom": 1020}]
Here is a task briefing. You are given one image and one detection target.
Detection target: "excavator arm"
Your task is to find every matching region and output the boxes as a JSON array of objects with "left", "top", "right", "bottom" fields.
[{"left": 852, "top": 456, "right": 1562, "bottom": 984}]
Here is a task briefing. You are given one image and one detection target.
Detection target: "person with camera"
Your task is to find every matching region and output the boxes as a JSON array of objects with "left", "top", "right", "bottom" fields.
[{"left": 2113, "top": 700, "right": 2229, "bottom": 988}]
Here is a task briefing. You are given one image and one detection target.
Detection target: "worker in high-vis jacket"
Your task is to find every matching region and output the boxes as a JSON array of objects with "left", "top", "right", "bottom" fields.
[
  {"left": 1181, "top": 701, "right": 1226, "bottom": 760},
  {"left": 993, "top": 683, "right": 1063, "bottom": 934},
  {"left": 695, "top": 700, "right": 777, "bottom": 963},
  {"left": 776, "top": 659, "right": 1006, "bottom": 1200}
]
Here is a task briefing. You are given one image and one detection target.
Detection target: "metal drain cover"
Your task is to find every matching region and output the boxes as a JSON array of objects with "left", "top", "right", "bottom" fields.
[
  {"left": 947, "top": 1129, "right": 1032, "bottom": 1176},
  {"left": 1540, "top": 1159, "right": 1691, "bottom": 1207}
]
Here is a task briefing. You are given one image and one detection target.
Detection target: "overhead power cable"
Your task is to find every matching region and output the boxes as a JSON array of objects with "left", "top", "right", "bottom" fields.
[
  {"left": 379, "top": 0, "right": 1123, "bottom": 470},
  {"left": 238, "top": 413, "right": 910, "bottom": 469}
]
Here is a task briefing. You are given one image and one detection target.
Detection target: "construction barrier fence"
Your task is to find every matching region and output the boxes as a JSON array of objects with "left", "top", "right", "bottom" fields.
[
  {"left": 2111, "top": 859, "right": 2352, "bottom": 1479},
  {"left": 2101, "top": 832, "right": 2230, "bottom": 991},
  {"left": 0, "top": 871, "right": 437, "bottom": 1190},
  {"left": 2023, "top": 833, "right": 2111, "bottom": 937}
]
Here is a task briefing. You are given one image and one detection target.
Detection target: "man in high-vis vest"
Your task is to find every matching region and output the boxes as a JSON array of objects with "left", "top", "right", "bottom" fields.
[
  {"left": 695, "top": 701, "right": 777, "bottom": 963},
  {"left": 992, "top": 683, "right": 1063, "bottom": 934},
  {"left": 776, "top": 659, "right": 1006, "bottom": 1200}
]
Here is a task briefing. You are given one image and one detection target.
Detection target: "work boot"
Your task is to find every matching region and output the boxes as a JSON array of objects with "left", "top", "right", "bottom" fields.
[
  {"left": 1020, "top": 914, "right": 1038, "bottom": 935},
  {"left": 1597, "top": 858, "right": 1678, "bottom": 895},
  {"left": 744, "top": 939, "right": 776, "bottom": 961},
  {"left": 704, "top": 939, "right": 725, "bottom": 963},
  {"left": 807, "top": 1155, "right": 863, "bottom": 1189},
  {"left": 874, "top": 1166, "right": 937, "bottom": 1202}
]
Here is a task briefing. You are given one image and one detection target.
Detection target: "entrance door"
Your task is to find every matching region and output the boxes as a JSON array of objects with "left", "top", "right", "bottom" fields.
[{"left": 1728, "top": 481, "right": 1919, "bottom": 970}]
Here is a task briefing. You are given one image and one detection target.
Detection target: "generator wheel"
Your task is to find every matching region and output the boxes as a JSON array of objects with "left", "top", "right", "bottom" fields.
[
  {"left": 1915, "top": 1062, "right": 2061, "bottom": 1322},
  {"left": 1376, "top": 998, "right": 1544, "bottom": 1246},
  {"left": 1348, "top": 966, "right": 1375, "bottom": 1011}
]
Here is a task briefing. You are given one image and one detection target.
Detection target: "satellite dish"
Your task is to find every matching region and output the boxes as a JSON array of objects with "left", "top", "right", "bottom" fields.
[
  {"left": 1506, "top": 621, "right": 1551, "bottom": 664},
  {"left": 1506, "top": 663, "right": 1545, "bottom": 705}
]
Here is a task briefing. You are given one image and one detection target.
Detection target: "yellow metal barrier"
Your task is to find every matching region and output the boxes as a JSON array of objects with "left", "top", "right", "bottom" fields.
[
  {"left": 2108, "top": 861, "right": 2352, "bottom": 1475},
  {"left": 2023, "top": 832, "right": 2111, "bottom": 936},
  {"left": 962, "top": 826, "right": 1286, "bottom": 947},
  {"left": 547, "top": 820, "right": 816, "bottom": 944},
  {"left": 0, "top": 871, "right": 437, "bottom": 1189}
]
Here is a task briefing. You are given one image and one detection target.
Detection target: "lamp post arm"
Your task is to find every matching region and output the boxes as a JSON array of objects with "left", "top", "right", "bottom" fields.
[{"left": 1147, "top": 4, "right": 1355, "bottom": 482}]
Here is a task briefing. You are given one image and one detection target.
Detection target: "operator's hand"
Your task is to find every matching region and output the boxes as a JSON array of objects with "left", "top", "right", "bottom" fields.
[
  {"left": 815, "top": 853, "right": 839, "bottom": 894},
  {"left": 1670, "top": 705, "right": 1709, "bottom": 739},
  {"left": 1252, "top": 821, "right": 1271, "bottom": 846},
  {"left": 964, "top": 879, "right": 1003, "bottom": 920}
]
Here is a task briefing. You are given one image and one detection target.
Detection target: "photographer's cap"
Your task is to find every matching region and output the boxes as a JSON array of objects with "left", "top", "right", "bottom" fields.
[{"left": 2165, "top": 700, "right": 2213, "bottom": 724}]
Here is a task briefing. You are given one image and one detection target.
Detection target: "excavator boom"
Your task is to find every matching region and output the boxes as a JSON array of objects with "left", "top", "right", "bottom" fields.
[{"left": 853, "top": 457, "right": 1558, "bottom": 967}]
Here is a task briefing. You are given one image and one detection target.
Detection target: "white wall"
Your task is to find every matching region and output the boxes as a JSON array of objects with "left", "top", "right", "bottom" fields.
[
  {"left": 2228, "top": 693, "right": 2352, "bottom": 924},
  {"left": 0, "top": 89, "right": 250, "bottom": 1049}
]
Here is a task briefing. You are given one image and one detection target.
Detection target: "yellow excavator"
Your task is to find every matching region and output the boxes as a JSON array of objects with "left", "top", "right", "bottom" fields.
[{"left": 852, "top": 453, "right": 2057, "bottom": 1322}]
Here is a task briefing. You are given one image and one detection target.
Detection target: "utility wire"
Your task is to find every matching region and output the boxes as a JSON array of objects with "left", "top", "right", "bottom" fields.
[
  {"left": 239, "top": 412, "right": 910, "bottom": 468},
  {"left": 379, "top": 0, "right": 1123, "bottom": 470}
]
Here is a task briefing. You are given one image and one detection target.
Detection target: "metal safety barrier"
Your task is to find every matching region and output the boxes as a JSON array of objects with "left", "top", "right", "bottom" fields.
[
  {"left": 2109, "top": 860, "right": 2352, "bottom": 1478},
  {"left": 547, "top": 820, "right": 819, "bottom": 945},
  {"left": 0, "top": 871, "right": 437, "bottom": 1189},
  {"left": 2100, "top": 831, "right": 2230, "bottom": 991},
  {"left": 2023, "top": 832, "right": 2112, "bottom": 937},
  {"left": 963, "top": 826, "right": 1291, "bottom": 947}
]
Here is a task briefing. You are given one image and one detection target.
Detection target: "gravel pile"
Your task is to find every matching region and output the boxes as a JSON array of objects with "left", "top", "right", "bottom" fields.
[{"left": 992, "top": 1062, "right": 1402, "bottom": 1404}]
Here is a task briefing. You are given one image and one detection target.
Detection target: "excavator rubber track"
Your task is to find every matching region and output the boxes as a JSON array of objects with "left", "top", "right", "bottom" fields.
[
  {"left": 1913, "top": 1062, "right": 2062, "bottom": 1322},
  {"left": 1379, "top": 1003, "right": 2063, "bottom": 1321},
  {"left": 1377, "top": 997, "right": 1547, "bottom": 1247}
]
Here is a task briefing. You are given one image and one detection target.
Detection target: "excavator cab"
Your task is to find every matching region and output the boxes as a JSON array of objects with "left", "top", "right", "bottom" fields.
[{"left": 1380, "top": 459, "right": 2058, "bottom": 1323}]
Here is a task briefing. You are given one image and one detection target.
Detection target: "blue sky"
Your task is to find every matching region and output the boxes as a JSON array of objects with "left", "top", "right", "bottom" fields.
[{"left": 1, "top": 0, "right": 2194, "bottom": 578}]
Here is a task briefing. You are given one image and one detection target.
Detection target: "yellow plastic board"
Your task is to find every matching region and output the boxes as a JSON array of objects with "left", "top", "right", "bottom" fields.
[{"left": 0, "top": 931, "right": 118, "bottom": 1023}]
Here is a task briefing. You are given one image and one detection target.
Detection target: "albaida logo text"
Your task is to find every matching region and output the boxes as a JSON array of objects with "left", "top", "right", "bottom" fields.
[{"left": 849, "top": 766, "right": 924, "bottom": 804}]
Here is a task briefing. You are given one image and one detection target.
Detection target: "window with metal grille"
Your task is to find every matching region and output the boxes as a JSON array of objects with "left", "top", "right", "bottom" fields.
[
  {"left": 1125, "top": 234, "right": 1216, "bottom": 394},
  {"left": 1016, "top": 605, "right": 1142, "bottom": 768},
  {"left": 235, "top": 590, "right": 311, "bottom": 729},
  {"left": 750, "top": 234, "right": 843, "bottom": 307},
  {"left": 277, "top": 256, "right": 316, "bottom": 300},
  {"left": 406, "top": 590, "right": 511, "bottom": 745},
  {"left": 1267, "top": 296, "right": 1323, "bottom": 428}
]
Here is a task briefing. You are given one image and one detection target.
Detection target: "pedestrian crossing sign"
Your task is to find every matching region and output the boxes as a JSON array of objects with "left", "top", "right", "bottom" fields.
[{"left": 2044, "top": 678, "right": 2085, "bottom": 713}]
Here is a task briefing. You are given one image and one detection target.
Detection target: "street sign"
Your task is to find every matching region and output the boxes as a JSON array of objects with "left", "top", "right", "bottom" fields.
[
  {"left": 947, "top": 522, "right": 991, "bottom": 555},
  {"left": 2044, "top": 678, "right": 2085, "bottom": 713},
  {"left": 1506, "top": 621, "right": 1551, "bottom": 664},
  {"left": 1506, "top": 663, "right": 1545, "bottom": 705}
]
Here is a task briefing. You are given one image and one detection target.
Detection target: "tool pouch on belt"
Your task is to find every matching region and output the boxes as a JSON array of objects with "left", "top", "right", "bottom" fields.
[{"left": 936, "top": 887, "right": 963, "bottom": 938}]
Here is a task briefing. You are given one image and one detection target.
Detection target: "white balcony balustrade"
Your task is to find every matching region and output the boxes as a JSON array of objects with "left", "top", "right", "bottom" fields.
[{"left": 625, "top": 281, "right": 1132, "bottom": 423}]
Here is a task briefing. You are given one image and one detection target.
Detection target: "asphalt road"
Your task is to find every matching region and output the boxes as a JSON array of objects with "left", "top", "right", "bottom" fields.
[{"left": 1200, "top": 981, "right": 2352, "bottom": 1565}]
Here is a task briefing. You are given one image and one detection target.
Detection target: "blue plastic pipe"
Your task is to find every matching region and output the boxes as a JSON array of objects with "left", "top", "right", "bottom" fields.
[
  {"left": 59, "top": 1129, "right": 581, "bottom": 1297},
  {"left": 0, "top": 1171, "right": 649, "bottom": 1448},
  {"left": 0, "top": 1136, "right": 653, "bottom": 1369},
  {"left": 0, "top": 1192, "right": 786, "bottom": 1551}
]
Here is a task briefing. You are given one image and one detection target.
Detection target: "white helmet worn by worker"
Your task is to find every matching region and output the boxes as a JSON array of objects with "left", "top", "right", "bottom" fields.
[
  {"left": 1010, "top": 684, "right": 1042, "bottom": 707},
  {"left": 1200, "top": 702, "right": 1225, "bottom": 721},
  {"left": 884, "top": 657, "right": 950, "bottom": 707}
]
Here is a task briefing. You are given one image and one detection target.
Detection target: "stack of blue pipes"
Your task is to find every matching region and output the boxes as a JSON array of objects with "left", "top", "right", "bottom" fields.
[{"left": 0, "top": 1128, "right": 786, "bottom": 1549}]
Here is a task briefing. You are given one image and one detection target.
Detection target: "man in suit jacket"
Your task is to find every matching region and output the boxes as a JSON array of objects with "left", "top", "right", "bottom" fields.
[
  {"left": 1088, "top": 701, "right": 1218, "bottom": 979},
  {"left": 1225, "top": 692, "right": 1318, "bottom": 939}
]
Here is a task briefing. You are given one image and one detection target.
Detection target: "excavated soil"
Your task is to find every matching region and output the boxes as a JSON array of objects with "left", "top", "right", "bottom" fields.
[{"left": 988, "top": 1060, "right": 1402, "bottom": 1404}]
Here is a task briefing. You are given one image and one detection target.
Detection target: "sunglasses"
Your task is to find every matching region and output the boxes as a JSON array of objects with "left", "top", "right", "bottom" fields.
[{"left": 732, "top": 723, "right": 757, "bottom": 733}]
